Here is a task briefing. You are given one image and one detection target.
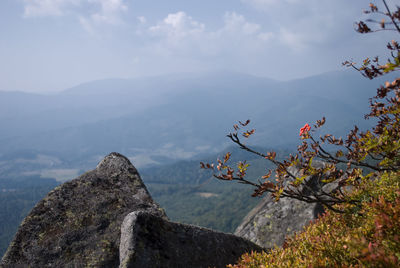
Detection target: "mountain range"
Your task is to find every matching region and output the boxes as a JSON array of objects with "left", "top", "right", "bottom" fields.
[
  {"left": 0, "top": 70, "right": 393, "bottom": 180},
  {"left": 0, "top": 70, "right": 396, "bottom": 259}
]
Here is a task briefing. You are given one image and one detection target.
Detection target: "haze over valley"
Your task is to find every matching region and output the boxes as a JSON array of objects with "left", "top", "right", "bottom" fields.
[
  {"left": 0, "top": 0, "right": 395, "bottom": 260},
  {"left": 0, "top": 70, "right": 391, "bottom": 181}
]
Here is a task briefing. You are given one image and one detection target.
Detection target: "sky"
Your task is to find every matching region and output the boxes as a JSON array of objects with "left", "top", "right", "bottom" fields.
[{"left": 0, "top": 0, "right": 393, "bottom": 93}]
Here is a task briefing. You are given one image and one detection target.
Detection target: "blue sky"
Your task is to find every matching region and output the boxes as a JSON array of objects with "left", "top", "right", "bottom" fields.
[{"left": 0, "top": 0, "right": 392, "bottom": 92}]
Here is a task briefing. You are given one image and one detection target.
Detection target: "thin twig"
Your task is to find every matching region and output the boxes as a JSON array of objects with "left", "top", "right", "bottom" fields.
[
  {"left": 382, "top": 0, "right": 400, "bottom": 33},
  {"left": 309, "top": 135, "right": 392, "bottom": 171}
]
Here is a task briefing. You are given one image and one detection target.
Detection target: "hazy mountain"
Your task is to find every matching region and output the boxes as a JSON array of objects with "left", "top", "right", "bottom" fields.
[
  {"left": 0, "top": 70, "right": 393, "bottom": 174},
  {"left": 0, "top": 68, "right": 395, "bottom": 258}
]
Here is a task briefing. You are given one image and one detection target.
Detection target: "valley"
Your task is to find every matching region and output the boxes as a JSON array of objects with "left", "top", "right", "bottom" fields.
[{"left": 0, "top": 70, "right": 391, "bottom": 258}]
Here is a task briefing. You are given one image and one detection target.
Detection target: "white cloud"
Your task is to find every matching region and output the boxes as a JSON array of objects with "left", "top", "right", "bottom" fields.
[
  {"left": 142, "top": 10, "right": 277, "bottom": 75},
  {"left": 23, "top": 0, "right": 127, "bottom": 32},
  {"left": 6, "top": 0, "right": 391, "bottom": 93},
  {"left": 146, "top": 12, "right": 206, "bottom": 57},
  {"left": 147, "top": 11, "right": 273, "bottom": 51},
  {"left": 140, "top": 7, "right": 370, "bottom": 79},
  {"left": 149, "top": 12, "right": 205, "bottom": 40},
  {"left": 78, "top": 0, "right": 127, "bottom": 34},
  {"left": 87, "top": 0, "right": 127, "bottom": 24},
  {"left": 222, "top": 12, "right": 261, "bottom": 35}
]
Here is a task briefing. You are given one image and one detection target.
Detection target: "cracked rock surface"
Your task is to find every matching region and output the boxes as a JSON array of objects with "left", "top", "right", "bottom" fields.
[
  {"left": 119, "top": 211, "right": 263, "bottom": 268},
  {"left": 1, "top": 152, "right": 166, "bottom": 268}
]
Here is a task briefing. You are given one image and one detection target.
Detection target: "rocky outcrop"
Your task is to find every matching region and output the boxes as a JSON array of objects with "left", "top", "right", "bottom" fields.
[
  {"left": 0, "top": 152, "right": 166, "bottom": 268},
  {"left": 1, "top": 152, "right": 263, "bottom": 268},
  {"left": 234, "top": 163, "right": 329, "bottom": 249},
  {"left": 119, "top": 211, "right": 263, "bottom": 268}
]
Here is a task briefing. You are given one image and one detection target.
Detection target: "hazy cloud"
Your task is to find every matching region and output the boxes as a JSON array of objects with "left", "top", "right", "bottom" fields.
[
  {"left": 85, "top": 0, "right": 127, "bottom": 24},
  {"left": 137, "top": 16, "right": 146, "bottom": 24},
  {"left": 240, "top": 0, "right": 363, "bottom": 50},
  {"left": 23, "top": 0, "right": 127, "bottom": 32},
  {"left": 146, "top": 11, "right": 272, "bottom": 56},
  {"left": 242, "top": 0, "right": 300, "bottom": 8},
  {"left": 222, "top": 12, "right": 261, "bottom": 35},
  {"left": 257, "top": 32, "right": 274, "bottom": 41},
  {"left": 3, "top": 0, "right": 391, "bottom": 92},
  {"left": 23, "top": 0, "right": 81, "bottom": 17}
]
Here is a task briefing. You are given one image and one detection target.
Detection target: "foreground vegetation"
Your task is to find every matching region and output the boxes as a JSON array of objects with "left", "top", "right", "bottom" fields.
[
  {"left": 230, "top": 171, "right": 400, "bottom": 267},
  {"left": 214, "top": 1, "right": 400, "bottom": 267}
]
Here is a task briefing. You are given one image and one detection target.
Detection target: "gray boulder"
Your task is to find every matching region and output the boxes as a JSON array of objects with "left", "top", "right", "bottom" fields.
[
  {"left": 1, "top": 152, "right": 166, "bottom": 268},
  {"left": 234, "top": 163, "right": 328, "bottom": 249},
  {"left": 119, "top": 211, "right": 263, "bottom": 268}
]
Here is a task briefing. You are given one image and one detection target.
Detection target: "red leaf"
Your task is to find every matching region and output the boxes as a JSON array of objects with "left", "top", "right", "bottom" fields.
[{"left": 239, "top": 120, "right": 250, "bottom": 126}]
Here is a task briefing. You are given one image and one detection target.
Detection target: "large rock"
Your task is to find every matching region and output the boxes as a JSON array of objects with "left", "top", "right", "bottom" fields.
[
  {"left": 234, "top": 163, "right": 328, "bottom": 249},
  {"left": 119, "top": 211, "right": 263, "bottom": 268},
  {"left": 1, "top": 152, "right": 166, "bottom": 268}
]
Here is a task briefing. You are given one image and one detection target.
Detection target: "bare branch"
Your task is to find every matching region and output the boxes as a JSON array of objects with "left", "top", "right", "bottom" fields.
[{"left": 382, "top": 0, "right": 400, "bottom": 33}]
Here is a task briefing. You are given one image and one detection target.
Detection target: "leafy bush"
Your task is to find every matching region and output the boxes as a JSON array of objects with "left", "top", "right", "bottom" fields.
[
  {"left": 229, "top": 171, "right": 400, "bottom": 267},
  {"left": 200, "top": 1, "right": 400, "bottom": 266}
]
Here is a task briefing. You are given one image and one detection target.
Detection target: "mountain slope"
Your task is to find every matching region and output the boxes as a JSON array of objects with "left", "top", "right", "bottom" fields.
[{"left": 0, "top": 70, "right": 392, "bottom": 169}]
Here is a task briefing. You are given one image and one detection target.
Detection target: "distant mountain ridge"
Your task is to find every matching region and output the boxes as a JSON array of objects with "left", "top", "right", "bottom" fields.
[{"left": 0, "top": 70, "right": 394, "bottom": 169}]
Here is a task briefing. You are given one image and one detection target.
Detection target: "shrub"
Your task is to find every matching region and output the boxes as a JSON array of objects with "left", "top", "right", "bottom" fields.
[
  {"left": 229, "top": 171, "right": 400, "bottom": 267},
  {"left": 199, "top": 1, "right": 400, "bottom": 267}
]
